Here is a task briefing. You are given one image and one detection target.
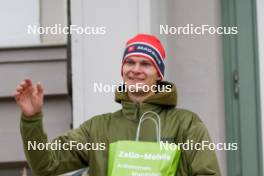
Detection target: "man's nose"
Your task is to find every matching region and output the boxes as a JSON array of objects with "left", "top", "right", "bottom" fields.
[{"left": 131, "top": 63, "right": 141, "bottom": 73}]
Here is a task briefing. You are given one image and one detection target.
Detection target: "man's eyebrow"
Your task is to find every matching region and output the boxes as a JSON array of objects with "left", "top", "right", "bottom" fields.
[
  {"left": 140, "top": 60, "right": 152, "bottom": 63},
  {"left": 126, "top": 58, "right": 134, "bottom": 62}
]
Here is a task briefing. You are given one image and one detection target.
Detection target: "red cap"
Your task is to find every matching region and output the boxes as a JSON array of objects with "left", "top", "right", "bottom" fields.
[{"left": 122, "top": 34, "right": 166, "bottom": 79}]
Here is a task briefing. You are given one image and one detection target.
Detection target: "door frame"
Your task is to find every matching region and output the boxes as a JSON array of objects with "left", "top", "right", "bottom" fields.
[{"left": 221, "top": 0, "right": 263, "bottom": 175}]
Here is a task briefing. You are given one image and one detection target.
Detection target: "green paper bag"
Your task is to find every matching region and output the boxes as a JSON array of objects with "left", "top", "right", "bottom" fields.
[{"left": 107, "top": 111, "right": 181, "bottom": 176}]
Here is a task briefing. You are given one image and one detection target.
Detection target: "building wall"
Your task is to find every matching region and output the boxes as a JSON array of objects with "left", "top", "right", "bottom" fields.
[
  {"left": 0, "top": 0, "right": 70, "bottom": 175},
  {"left": 0, "top": 46, "right": 71, "bottom": 162},
  {"left": 156, "top": 1, "right": 226, "bottom": 175},
  {"left": 71, "top": 0, "right": 142, "bottom": 126}
]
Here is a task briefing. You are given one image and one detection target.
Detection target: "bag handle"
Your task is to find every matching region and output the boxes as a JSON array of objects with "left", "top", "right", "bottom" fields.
[{"left": 135, "top": 111, "right": 161, "bottom": 143}]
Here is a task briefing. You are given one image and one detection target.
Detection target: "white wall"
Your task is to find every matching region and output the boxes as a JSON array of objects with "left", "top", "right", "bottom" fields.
[
  {"left": 0, "top": 0, "right": 67, "bottom": 48},
  {"left": 0, "top": 0, "right": 40, "bottom": 47},
  {"left": 157, "top": 1, "right": 226, "bottom": 175},
  {"left": 40, "top": 0, "right": 67, "bottom": 44},
  {"left": 71, "top": 0, "right": 152, "bottom": 127}
]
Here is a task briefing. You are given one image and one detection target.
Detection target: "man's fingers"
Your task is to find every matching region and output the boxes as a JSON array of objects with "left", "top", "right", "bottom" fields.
[
  {"left": 14, "top": 92, "right": 19, "bottom": 98},
  {"left": 25, "top": 79, "right": 33, "bottom": 87},
  {"left": 16, "top": 79, "right": 42, "bottom": 98},
  {"left": 18, "top": 79, "right": 33, "bottom": 90},
  {"left": 32, "top": 85, "right": 38, "bottom": 96},
  {"left": 14, "top": 79, "right": 36, "bottom": 105},
  {"left": 23, "top": 79, "right": 35, "bottom": 94},
  {"left": 16, "top": 85, "right": 23, "bottom": 92},
  {"left": 20, "top": 81, "right": 27, "bottom": 89},
  {"left": 36, "top": 82, "right": 44, "bottom": 95},
  {"left": 14, "top": 91, "right": 22, "bottom": 103}
]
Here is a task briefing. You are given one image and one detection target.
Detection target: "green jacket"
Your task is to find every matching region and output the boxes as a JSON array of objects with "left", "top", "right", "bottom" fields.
[{"left": 20, "top": 81, "right": 221, "bottom": 176}]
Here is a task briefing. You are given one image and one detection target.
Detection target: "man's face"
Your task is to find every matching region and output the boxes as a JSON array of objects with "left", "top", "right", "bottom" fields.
[{"left": 122, "top": 56, "right": 160, "bottom": 92}]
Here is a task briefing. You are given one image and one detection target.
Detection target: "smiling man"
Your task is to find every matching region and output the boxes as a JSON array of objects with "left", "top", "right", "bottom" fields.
[
  {"left": 122, "top": 56, "right": 161, "bottom": 101},
  {"left": 15, "top": 34, "right": 221, "bottom": 176}
]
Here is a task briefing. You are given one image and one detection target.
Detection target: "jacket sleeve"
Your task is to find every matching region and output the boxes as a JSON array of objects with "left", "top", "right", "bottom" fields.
[
  {"left": 20, "top": 112, "right": 90, "bottom": 176},
  {"left": 183, "top": 114, "right": 221, "bottom": 176}
]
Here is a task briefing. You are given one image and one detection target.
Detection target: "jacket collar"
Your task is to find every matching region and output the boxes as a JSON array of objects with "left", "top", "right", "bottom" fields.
[{"left": 115, "top": 81, "right": 177, "bottom": 120}]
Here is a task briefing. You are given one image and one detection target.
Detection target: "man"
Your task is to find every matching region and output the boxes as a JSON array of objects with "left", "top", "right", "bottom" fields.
[{"left": 15, "top": 34, "right": 221, "bottom": 176}]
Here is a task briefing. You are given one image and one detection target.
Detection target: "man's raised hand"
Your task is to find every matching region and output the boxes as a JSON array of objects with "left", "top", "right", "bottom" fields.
[{"left": 14, "top": 79, "right": 44, "bottom": 117}]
